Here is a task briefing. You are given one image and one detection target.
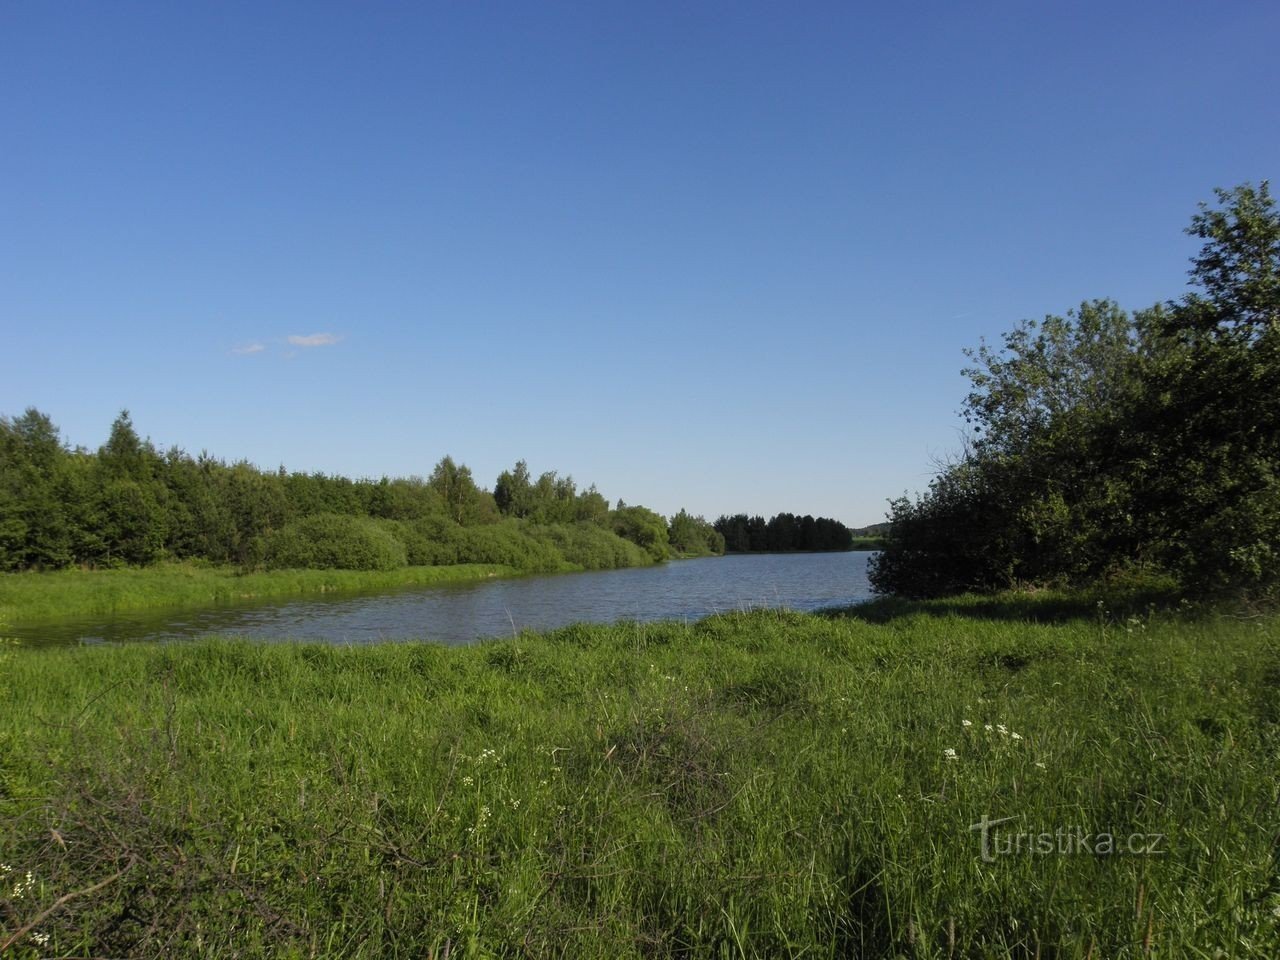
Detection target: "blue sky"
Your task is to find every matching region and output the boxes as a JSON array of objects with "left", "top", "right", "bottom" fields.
[{"left": 2, "top": 1, "right": 1277, "bottom": 526}]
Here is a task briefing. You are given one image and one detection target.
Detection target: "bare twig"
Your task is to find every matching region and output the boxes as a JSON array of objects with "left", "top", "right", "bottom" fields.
[{"left": 0, "top": 857, "right": 136, "bottom": 952}]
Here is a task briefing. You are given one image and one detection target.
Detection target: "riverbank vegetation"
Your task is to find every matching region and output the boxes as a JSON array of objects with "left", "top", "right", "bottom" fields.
[
  {"left": 848, "top": 536, "right": 885, "bottom": 550},
  {"left": 667, "top": 509, "right": 726, "bottom": 557},
  {"left": 713, "top": 512, "right": 855, "bottom": 552},
  {"left": 0, "top": 414, "right": 730, "bottom": 580},
  {"left": 2, "top": 597, "right": 1276, "bottom": 957},
  {"left": 873, "top": 182, "right": 1280, "bottom": 604},
  {"left": 0, "top": 562, "right": 517, "bottom": 624}
]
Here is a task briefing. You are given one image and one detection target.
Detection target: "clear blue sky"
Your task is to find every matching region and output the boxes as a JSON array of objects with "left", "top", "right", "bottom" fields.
[{"left": 2, "top": 1, "right": 1276, "bottom": 526}]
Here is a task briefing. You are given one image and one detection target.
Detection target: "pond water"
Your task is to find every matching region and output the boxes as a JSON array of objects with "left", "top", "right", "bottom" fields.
[{"left": 20, "top": 552, "right": 877, "bottom": 647}]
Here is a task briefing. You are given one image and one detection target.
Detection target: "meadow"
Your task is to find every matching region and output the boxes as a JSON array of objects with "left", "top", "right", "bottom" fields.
[
  {"left": 2, "top": 594, "right": 1276, "bottom": 957},
  {"left": 0, "top": 562, "right": 518, "bottom": 624}
]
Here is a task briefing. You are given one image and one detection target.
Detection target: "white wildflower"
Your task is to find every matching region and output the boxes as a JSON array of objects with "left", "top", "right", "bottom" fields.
[
  {"left": 961, "top": 720, "right": 973, "bottom": 728},
  {"left": 461, "top": 775, "right": 473, "bottom": 786},
  {"left": 943, "top": 748, "right": 959, "bottom": 761},
  {"left": 996, "top": 724, "right": 1009, "bottom": 737},
  {"left": 29, "top": 931, "right": 50, "bottom": 947},
  {"left": 1010, "top": 732, "right": 1024, "bottom": 741},
  {"left": 1035, "top": 762, "right": 1047, "bottom": 770},
  {"left": 983, "top": 724, "right": 994, "bottom": 733},
  {"left": 12, "top": 871, "right": 34, "bottom": 900}
]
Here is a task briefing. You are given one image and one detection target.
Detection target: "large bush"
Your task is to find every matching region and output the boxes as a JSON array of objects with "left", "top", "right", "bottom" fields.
[
  {"left": 378, "top": 516, "right": 464, "bottom": 566},
  {"left": 611, "top": 505, "right": 671, "bottom": 562},
  {"left": 264, "top": 514, "right": 407, "bottom": 571},
  {"left": 381, "top": 517, "right": 567, "bottom": 572},
  {"left": 453, "top": 520, "right": 566, "bottom": 572},
  {"left": 527, "top": 521, "right": 654, "bottom": 570}
]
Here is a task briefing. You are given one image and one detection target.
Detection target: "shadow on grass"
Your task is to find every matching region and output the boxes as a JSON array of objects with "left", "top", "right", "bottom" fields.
[{"left": 823, "top": 582, "right": 1187, "bottom": 626}]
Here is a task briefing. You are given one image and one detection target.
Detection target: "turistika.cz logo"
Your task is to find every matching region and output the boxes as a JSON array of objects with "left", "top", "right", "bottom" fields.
[{"left": 969, "top": 815, "right": 1166, "bottom": 863}]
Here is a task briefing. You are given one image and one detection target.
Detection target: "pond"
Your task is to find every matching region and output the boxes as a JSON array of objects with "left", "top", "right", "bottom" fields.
[{"left": 22, "top": 551, "right": 878, "bottom": 647}]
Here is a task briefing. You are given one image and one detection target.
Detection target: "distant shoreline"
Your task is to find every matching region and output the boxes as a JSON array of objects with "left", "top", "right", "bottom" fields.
[{"left": 722, "top": 539, "right": 885, "bottom": 554}]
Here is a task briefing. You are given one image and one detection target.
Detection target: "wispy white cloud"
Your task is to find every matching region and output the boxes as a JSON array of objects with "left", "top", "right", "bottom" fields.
[
  {"left": 287, "top": 332, "right": 342, "bottom": 347},
  {"left": 232, "top": 342, "right": 266, "bottom": 355}
]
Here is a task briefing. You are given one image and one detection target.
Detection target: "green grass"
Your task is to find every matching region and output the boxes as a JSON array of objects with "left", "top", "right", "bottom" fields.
[
  {"left": 0, "top": 562, "right": 518, "bottom": 623},
  {"left": 1, "top": 599, "right": 1278, "bottom": 957}
]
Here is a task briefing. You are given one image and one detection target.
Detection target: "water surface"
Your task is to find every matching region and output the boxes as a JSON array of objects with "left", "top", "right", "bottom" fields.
[{"left": 21, "top": 552, "right": 876, "bottom": 647}]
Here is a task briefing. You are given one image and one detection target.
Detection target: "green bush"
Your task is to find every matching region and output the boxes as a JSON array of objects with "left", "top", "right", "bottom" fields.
[
  {"left": 527, "top": 521, "right": 653, "bottom": 569},
  {"left": 611, "top": 505, "right": 670, "bottom": 562},
  {"left": 377, "top": 516, "right": 462, "bottom": 566},
  {"left": 264, "top": 514, "right": 407, "bottom": 571},
  {"left": 382, "top": 517, "right": 568, "bottom": 572},
  {"left": 454, "top": 520, "right": 566, "bottom": 572},
  {"left": 364, "top": 518, "right": 655, "bottom": 574}
]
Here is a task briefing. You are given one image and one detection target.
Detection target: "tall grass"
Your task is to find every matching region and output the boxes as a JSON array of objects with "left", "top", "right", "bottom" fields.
[
  {"left": 0, "top": 562, "right": 515, "bottom": 623},
  {"left": 1, "top": 599, "right": 1277, "bottom": 956}
]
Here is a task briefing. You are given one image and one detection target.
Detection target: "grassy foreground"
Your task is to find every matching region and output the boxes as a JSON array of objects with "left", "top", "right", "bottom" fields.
[
  {"left": 1, "top": 599, "right": 1278, "bottom": 957},
  {"left": 0, "top": 562, "right": 518, "bottom": 623}
]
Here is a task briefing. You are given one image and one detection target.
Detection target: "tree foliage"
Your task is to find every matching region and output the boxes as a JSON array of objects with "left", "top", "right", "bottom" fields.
[
  {"left": 610, "top": 503, "right": 671, "bottom": 562},
  {"left": 428, "top": 456, "right": 496, "bottom": 525},
  {"left": 713, "top": 513, "right": 854, "bottom": 553},
  {"left": 667, "top": 510, "right": 726, "bottom": 557},
  {"left": 872, "top": 182, "right": 1280, "bottom": 600},
  {"left": 0, "top": 418, "right": 673, "bottom": 575}
]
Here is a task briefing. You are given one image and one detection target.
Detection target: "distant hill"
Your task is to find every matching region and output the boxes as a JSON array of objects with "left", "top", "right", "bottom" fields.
[{"left": 850, "top": 522, "right": 890, "bottom": 538}]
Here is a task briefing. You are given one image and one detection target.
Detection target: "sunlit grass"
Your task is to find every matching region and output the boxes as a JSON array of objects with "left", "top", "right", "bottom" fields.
[
  {"left": 1, "top": 601, "right": 1277, "bottom": 957},
  {"left": 0, "top": 561, "right": 518, "bottom": 623}
]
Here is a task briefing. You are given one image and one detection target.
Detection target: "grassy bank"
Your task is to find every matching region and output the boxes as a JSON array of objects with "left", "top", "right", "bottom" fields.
[
  {"left": 0, "top": 562, "right": 518, "bottom": 623},
  {"left": 2, "top": 597, "right": 1277, "bottom": 956}
]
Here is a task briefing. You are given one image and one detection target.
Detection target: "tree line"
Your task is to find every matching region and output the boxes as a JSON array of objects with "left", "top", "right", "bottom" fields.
[
  {"left": 0, "top": 417, "right": 728, "bottom": 572},
  {"left": 713, "top": 513, "right": 855, "bottom": 553},
  {"left": 871, "top": 182, "right": 1280, "bottom": 601}
]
